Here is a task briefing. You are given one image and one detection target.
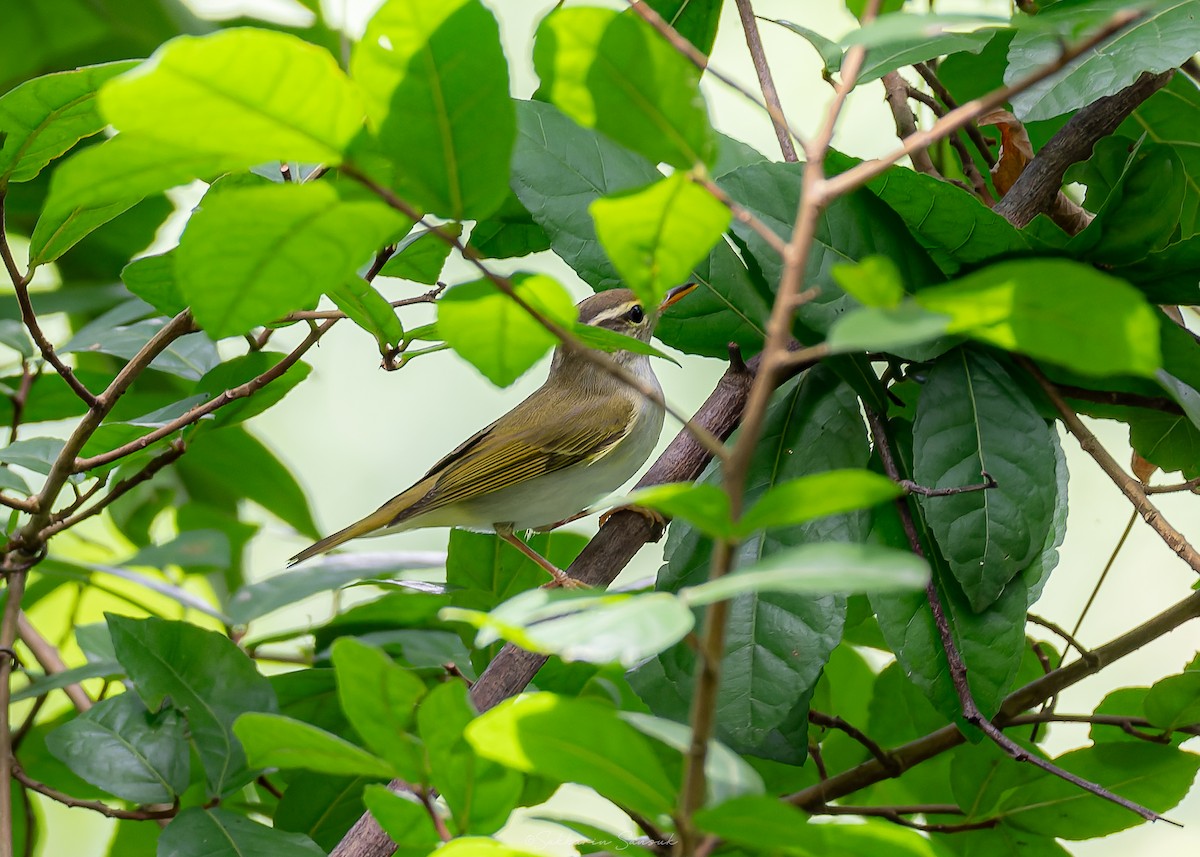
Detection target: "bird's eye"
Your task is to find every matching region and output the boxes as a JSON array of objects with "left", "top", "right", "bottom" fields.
[{"left": 627, "top": 304, "right": 645, "bottom": 323}]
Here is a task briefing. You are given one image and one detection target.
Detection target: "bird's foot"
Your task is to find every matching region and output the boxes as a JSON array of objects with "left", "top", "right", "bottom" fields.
[
  {"left": 541, "top": 569, "right": 591, "bottom": 590},
  {"left": 599, "top": 504, "right": 667, "bottom": 540}
]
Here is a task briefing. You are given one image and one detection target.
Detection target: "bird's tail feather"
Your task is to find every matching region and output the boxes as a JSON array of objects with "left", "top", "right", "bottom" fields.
[{"left": 287, "top": 506, "right": 398, "bottom": 566}]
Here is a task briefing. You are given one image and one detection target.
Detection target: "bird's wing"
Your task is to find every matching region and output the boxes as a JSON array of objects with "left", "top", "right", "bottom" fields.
[{"left": 389, "top": 392, "right": 636, "bottom": 525}]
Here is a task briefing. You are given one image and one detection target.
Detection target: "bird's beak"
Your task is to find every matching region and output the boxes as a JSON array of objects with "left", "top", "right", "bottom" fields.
[{"left": 659, "top": 282, "right": 697, "bottom": 311}]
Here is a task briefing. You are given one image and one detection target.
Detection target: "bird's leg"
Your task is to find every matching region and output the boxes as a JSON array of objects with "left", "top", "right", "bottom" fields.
[
  {"left": 598, "top": 504, "right": 667, "bottom": 538},
  {"left": 535, "top": 508, "right": 594, "bottom": 531},
  {"left": 496, "top": 529, "right": 588, "bottom": 589}
]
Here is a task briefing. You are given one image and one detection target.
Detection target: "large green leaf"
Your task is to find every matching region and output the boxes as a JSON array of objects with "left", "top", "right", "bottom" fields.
[
  {"left": 716, "top": 159, "right": 945, "bottom": 334},
  {"left": 591, "top": 172, "right": 730, "bottom": 308},
  {"left": 157, "top": 807, "right": 324, "bottom": 857},
  {"left": 233, "top": 713, "right": 399, "bottom": 779},
  {"left": 436, "top": 272, "right": 578, "bottom": 387},
  {"left": 351, "top": 0, "right": 514, "bottom": 219},
  {"left": 1122, "top": 74, "right": 1200, "bottom": 237},
  {"left": 465, "top": 693, "right": 677, "bottom": 818},
  {"left": 100, "top": 28, "right": 364, "bottom": 163},
  {"left": 1007, "top": 0, "right": 1200, "bottom": 122},
  {"left": 915, "top": 259, "right": 1162, "bottom": 378},
  {"left": 175, "top": 182, "right": 410, "bottom": 338},
  {"left": 45, "top": 693, "right": 188, "bottom": 804},
  {"left": 417, "top": 681, "right": 524, "bottom": 835},
  {"left": 998, "top": 743, "right": 1200, "bottom": 839},
  {"left": 106, "top": 615, "right": 277, "bottom": 796},
  {"left": 378, "top": 224, "right": 461, "bottom": 285},
  {"left": 630, "top": 368, "right": 868, "bottom": 763},
  {"left": 277, "top": 775, "right": 381, "bottom": 853},
  {"left": 331, "top": 638, "right": 427, "bottom": 780},
  {"left": 0, "top": 60, "right": 138, "bottom": 186},
  {"left": 912, "top": 349, "right": 1056, "bottom": 611},
  {"left": 534, "top": 6, "right": 716, "bottom": 168}
]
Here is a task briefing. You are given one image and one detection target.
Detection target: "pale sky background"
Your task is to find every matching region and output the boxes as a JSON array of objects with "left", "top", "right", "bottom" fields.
[{"left": 30, "top": 1, "right": 1200, "bottom": 855}]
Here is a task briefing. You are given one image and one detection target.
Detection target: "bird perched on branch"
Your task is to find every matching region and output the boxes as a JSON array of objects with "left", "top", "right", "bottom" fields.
[{"left": 289, "top": 283, "right": 696, "bottom": 586}]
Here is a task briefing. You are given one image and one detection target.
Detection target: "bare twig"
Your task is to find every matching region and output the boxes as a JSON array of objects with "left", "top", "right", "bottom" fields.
[
  {"left": 809, "top": 709, "right": 899, "bottom": 775},
  {"left": 912, "top": 62, "right": 995, "bottom": 167},
  {"left": 883, "top": 72, "right": 939, "bottom": 176},
  {"left": 1144, "top": 476, "right": 1200, "bottom": 495},
  {"left": 1026, "top": 613, "right": 1092, "bottom": 662},
  {"left": 812, "top": 803, "right": 995, "bottom": 833},
  {"left": 733, "top": 0, "right": 797, "bottom": 161},
  {"left": 0, "top": 196, "right": 97, "bottom": 408},
  {"left": 11, "top": 766, "right": 176, "bottom": 820},
  {"left": 900, "top": 472, "right": 996, "bottom": 498}
]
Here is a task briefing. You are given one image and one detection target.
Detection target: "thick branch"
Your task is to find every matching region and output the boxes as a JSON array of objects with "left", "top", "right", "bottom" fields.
[{"left": 993, "top": 71, "right": 1172, "bottom": 227}]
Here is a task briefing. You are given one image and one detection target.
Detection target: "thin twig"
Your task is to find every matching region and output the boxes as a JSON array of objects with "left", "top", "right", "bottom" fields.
[
  {"left": 813, "top": 803, "right": 995, "bottom": 832},
  {"left": 733, "top": 0, "right": 797, "bottom": 161},
  {"left": 694, "top": 176, "right": 788, "bottom": 256},
  {"left": 1145, "top": 476, "right": 1200, "bottom": 494},
  {"left": 823, "top": 12, "right": 1144, "bottom": 202},
  {"left": 11, "top": 766, "right": 176, "bottom": 820},
  {"left": 1026, "top": 613, "right": 1092, "bottom": 662},
  {"left": 282, "top": 287, "right": 444, "bottom": 322},
  {"left": 1007, "top": 712, "right": 1198, "bottom": 739},
  {"left": 883, "top": 72, "right": 939, "bottom": 176},
  {"left": 809, "top": 709, "right": 899, "bottom": 775},
  {"left": 912, "top": 62, "right": 995, "bottom": 166},
  {"left": 0, "top": 196, "right": 97, "bottom": 408},
  {"left": 1024, "top": 361, "right": 1200, "bottom": 576},
  {"left": 16, "top": 613, "right": 92, "bottom": 712},
  {"left": 900, "top": 472, "right": 996, "bottom": 497}
]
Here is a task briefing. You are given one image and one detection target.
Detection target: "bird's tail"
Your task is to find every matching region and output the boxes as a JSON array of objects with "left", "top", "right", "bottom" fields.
[{"left": 287, "top": 506, "right": 398, "bottom": 566}]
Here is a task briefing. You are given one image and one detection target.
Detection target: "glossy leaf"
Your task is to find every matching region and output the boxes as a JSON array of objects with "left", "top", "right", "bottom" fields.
[
  {"left": 100, "top": 28, "right": 364, "bottom": 163},
  {"left": 915, "top": 259, "right": 1162, "bottom": 378},
  {"left": 378, "top": 224, "right": 461, "bottom": 285},
  {"left": 1121, "top": 75, "right": 1200, "bottom": 237},
  {"left": 121, "top": 252, "right": 185, "bottom": 317},
  {"left": 45, "top": 693, "right": 188, "bottom": 804},
  {"left": 106, "top": 614, "right": 277, "bottom": 796},
  {"left": 628, "top": 482, "right": 732, "bottom": 538},
  {"left": 1008, "top": 0, "right": 1200, "bottom": 122},
  {"left": 157, "top": 807, "right": 324, "bottom": 857},
  {"left": 176, "top": 182, "right": 410, "bottom": 338},
  {"left": 233, "top": 712, "right": 398, "bottom": 779},
  {"left": 739, "top": 469, "right": 903, "bottom": 534},
  {"left": 331, "top": 638, "right": 427, "bottom": 780},
  {"left": 437, "top": 272, "right": 578, "bottom": 387},
  {"left": 352, "top": 0, "right": 514, "bottom": 219},
  {"left": 467, "top": 191, "right": 553, "bottom": 259},
  {"left": 1144, "top": 670, "right": 1200, "bottom": 732},
  {"left": 465, "top": 693, "right": 678, "bottom": 818},
  {"left": 328, "top": 276, "right": 405, "bottom": 354},
  {"left": 827, "top": 303, "right": 953, "bottom": 354},
  {"left": 0, "top": 60, "right": 138, "bottom": 185},
  {"left": 534, "top": 7, "right": 716, "bottom": 168},
  {"left": 912, "top": 349, "right": 1056, "bottom": 611},
  {"left": 591, "top": 172, "right": 730, "bottom": 308}
]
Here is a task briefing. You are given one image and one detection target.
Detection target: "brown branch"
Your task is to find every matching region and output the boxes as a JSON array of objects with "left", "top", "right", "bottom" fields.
[
  {"left": 900, "top": 472, "right": 996, "bottom": 498},
  {"left": 883, "top": 72, "right": 939, "bottom": 177},
  {"left": 812, "top": 803, "right": 996, "bottom": 833},
  {"left": 0, "top": 196, "right": 97, "bottom": 409},
  {"left": 10, "top": 766, "right": 176, "bottom": 820},
  {"left": 809, "top": 709, "right": 899, "bottom": 775},
  {"left": 1024, "top": 361, "right": 1200, "bottom": 575},
  {"left": 1006, "top": 712, "right": 1199, "bottom": 740},
  {"left": 74, "top": 321, "right": 332, "bottom": 473},
  {"left": 16, "top": 614, "right": 92, "bottom": 712},
  {"left": 823, "top": 12, "right": 1146, "bottom": 203},
  {"left": 912, "top": 62, "right": 995, "bottom": 167},
  {"left": 733, "top": 0, "right": 797, "bottom": 162},
  {"left": 694, "top": 176, "right": 788, "bottom": 256},
  {"left": 1026, "top": 613, "right": 1092, "bottom": 661},
  {"left": 993, "top": 70, "right": 1173, "bottom": 227},
  {"left": 1145, "top": 476, "right": 1200, "bottom": 495},
  {"left": 0, "top": 565, "right": 28, "bottom": 857},
  {"left": 1056, "top": 384, "right": 1181, "bottom": 416}
]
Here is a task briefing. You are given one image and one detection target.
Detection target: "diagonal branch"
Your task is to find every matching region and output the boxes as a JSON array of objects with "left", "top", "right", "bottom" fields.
[{"left": 733, "top": 0, "right": 797, "bottom": 162}]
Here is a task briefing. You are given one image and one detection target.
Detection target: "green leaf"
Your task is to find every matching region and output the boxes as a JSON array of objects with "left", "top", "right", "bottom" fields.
[
  {"left": 361, "top": 785, "right": 441, "bottom": 856},
  {"left": 534, "top": 7, "right": 717, "bottom": 168},
  {"left": 915, "top": 259, "right": 1162, "bottom": 378},
  {"left": 827, "top": 303, "right": 953, "bottom": 355},
  {"left": 29, "top": 162, "right": 144, "bottom": 265},
  {"left": 591, "top": 172, "right": 730, "bottom": 308},
  {"left": 193, "top": 351, "right": 312, "bottom": 429},
  {"left": 121, "top": 252, "right": 186, "bottom": 317},
  {"left": 417, "top": 681, "right": 523, "bottom": 835},
  {"left": 627, "top": 482, "right": 733, "bottom": 538},
  {"left": 329, "top": 276, "right": 405, "bottom": 353},
  {"left": 158, "top": 807, "right": 325, "bottom": 857},
  {"left": 379, "top": 224, "right": 461, "bottom": 285},
  {"left": 467, "top": 191, "right": 553, "bottom": 259},
  {"left": 1122, "top": 75, "right": 1200, "bottom": 237},
  {"left": 230, "top": 562, "right": 424, "bottom": 626},
  {"left": 999, "top": 743, "right": 1200, "bottom": 839},
  {"left": 0, "top": 437, "right": 65, "bottom": 475},
  {"left": 831, "top": 255, "right": 906, "bottom": 308},
  {"left": 426, "top": 839, "right": 545, "bottom": 857},
  {"left": 100, "top": 28, "right": 365, "bottom": 163},
  {"left": 277, "top": 775, "right": 381, "bottom": 853},
  {"left": 352, "top": 0, "right": 515, "bottom": 219},
  {"left": 846, "top": 15, "right": 997, "bottom": 85},
  {"left": 437, "top": 272, "right": 578, "bottom": 387},
  {"left": 233, "top": 712, "right": 398, "bottom": 779},
  {"left": 106, "top": 614, "right": 277, "bottom": 796},
  {"left": 630, "top": 368, "right": 867, "bottom": 764},
  {"left": 61, "top": 304, "right": 218, "bottom": 382},
  {"left": 45, "top": 693, "right": 189, "bottom": 804},
  {"left": 1144, "top": 670, "right": 1200, "bottom": 732},
  {"left": 694, "top": 794, "right": 819, "bottom": 850},
  {"left": 912, "top": 349, "right": 1056, "bottom": 611},
  {"left": 681, "top": 543, "right": 928, "bottom": 606},
  {"left": 0, "top": 319, "right": 33, "bottom": 358},
  {"left": 0, "top": 60, "right": 138, "bottom": 186},
  {"left": 176, "top": 182, "right": 410, "bottom": 338},
  {"left": 123, "top": 530, "right": 230, "bottom": 571},
  {"left": 1008, "top": 0, "right": 1200, "bottom": 122},
  {"left": 442, "top": 589, "right": 695, "bottom": 667},
  {"left": 765, "top": 19, "right": 844, "bottom": 75},
  {"left": 739, "top": 469, "right": 903, "bottom": 534},
  {"left": 643, "top": 0, "right": 723, "bottom": 56},
  {"left": 331, "top": 638, "right": 427, "bottom": 780},
  {"left": 177, "top": 426, "right": 319, "bottom": 539},
  {"left": 465, "top": 693, "right": 678, "bottom": 818}
]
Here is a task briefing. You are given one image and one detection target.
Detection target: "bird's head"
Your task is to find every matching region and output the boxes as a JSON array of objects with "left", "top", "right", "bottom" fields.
[{"left": 575, "top": 283, "right": 697, "bottom": 344}]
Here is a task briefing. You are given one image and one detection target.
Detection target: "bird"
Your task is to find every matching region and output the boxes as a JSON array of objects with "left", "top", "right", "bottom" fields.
[{"left": 288, "top": 283, "right": 697, "bottom": 586}]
